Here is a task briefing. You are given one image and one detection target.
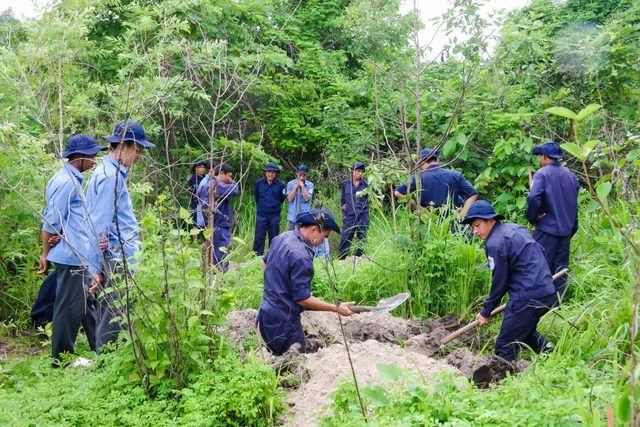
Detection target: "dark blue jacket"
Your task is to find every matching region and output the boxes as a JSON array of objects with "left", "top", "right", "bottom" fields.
[
  {"left": 396, "top": 164, "right": 478, "bottom": 209},
  {"left": 260, "top": 230, "right": 315, "bottom": 321},
  {"left": 188, "top": 174, "right": 205, "bottom": 209},
  {"left": 480, "top": 222, "right": 556, "bottom": 318},
  {"left": 341, "top": 178, "right": 368, "bottom": 216},
  {"left": 254, "top": 177, "right": 286, "bottom": 218},
  {"left": 526, "top": 162, "right": 579, "bottom": 237},
  {"left": 197, "top": 178, "right": 239, "bottom": 229}
]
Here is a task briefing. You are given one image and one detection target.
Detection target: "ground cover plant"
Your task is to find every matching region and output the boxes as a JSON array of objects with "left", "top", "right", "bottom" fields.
[{"left": 0, "top": 0, "right": 639, "bottom": 425}]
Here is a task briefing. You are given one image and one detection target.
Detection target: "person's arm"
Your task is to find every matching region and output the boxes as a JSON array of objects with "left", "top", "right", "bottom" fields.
[
  {"left": 298, "top": 296, "right": 355, "bottom": 316},
  {"left": 286, "top": 181, "right": 297, "bottom": 202},
  {"left": 279, "top": 181, "right": 287, "bottom": 203},
  {"left": 526, "top": 172, "right": 545, "bottom": 225},
  {"left": 216, "top": 180, "right": 239, "bottom": 200},
  {"left": 261, "top": 260, "right": 267, "bottom": 273},
  {"left": 341, "top": 181, "right": 347, "bottom": 211},
  {"left": 478, "top": 247, "right": 510, "bottom": 322},
  {"left": 86, "top": 176, "right": 118, "bottom": 275},
  {"left": 459, "top": 195, "right": 478, "bottom": 219},
  {"left": 458, "top": 175, "right": 479, "bottom": 219},
  {"left": 572, "top": 178, "right": 579, "bottom": 235},
  {"left": 299, "top": 180, "right": 311, "bottom": 202},
  {"left": 38, "top": 231, "right": 56, "bottom": 274},
  {"left": 253, "top": 180, "right": 260, "bottom": 203},
  {"left": 39, "top": 178, "right": 73, "bottom": 274}
]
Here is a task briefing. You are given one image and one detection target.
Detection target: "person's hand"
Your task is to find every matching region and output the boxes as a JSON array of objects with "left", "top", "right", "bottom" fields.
[
  {"left": 337, "top": 302, "right": 355, "bottom": 316},
  {"left": 48, "top": 234, "right": 61, "bottom": 247},
  {"left": 342, "top": 204, "right": 347, "bottom": 211},
  {"left": 99, "top": 236, "right": 108, "bottom": 252},
  {"left": 89, "top": 273, "right": 104, "bottom": 293},
  {"left": 476, "top": 312, "right": 489, "bottom": 326},
  {"left": 37, "top": 255, "right": 49, "bottom": 275}
]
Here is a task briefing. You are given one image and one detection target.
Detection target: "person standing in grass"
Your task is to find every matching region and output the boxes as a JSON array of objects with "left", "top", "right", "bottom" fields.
[
  {"left": 395, "top": 148, "right": 478, "bottom": 219},
  {"left": 198, "top": 162, "right": 239, "bottom": 272},
  {"left": 338, "top": 162, "right": 369, "bottom": 259},
  {"left": 188, "top": 160, "right": 207, "bottom": 240},
  {"left": 86, "top": 120, "right": 156, "bottom": 353},
  {"left": 527, "top": 142, "right": 579, "bottom": 298},
  {"left": 39, "top": 134, "right": 107, "bottom": 366},
  {"left": 286, "top": 165, "right": 314, "bottom": 230},
  {"left": 257, "top": 209, "right": 355, "bottom": 356},
  {"left": 462, "top": 201, "right": 557, "bottom": 362},
  {"left": 253, "top": 162, "right": 286, "bottom": 256}
]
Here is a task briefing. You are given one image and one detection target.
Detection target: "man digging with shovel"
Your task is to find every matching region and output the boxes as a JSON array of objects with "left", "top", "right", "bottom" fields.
[{"left": 461, "top": 201, "right": 558, "bottom": 362}]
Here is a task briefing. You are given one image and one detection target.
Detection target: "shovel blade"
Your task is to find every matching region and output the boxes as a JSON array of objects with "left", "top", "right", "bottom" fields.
[{"left": 369, "top": 292, "right": 410, "bottom": 314}]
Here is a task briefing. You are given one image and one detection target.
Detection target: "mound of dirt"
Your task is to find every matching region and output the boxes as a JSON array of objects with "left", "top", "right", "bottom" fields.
[
  {"left": 446, "top": 348, "right": 516, "bottom": 388},
  {"left": 284, "top": 340, "right": 457, "bottom": 426},
  {"left": 404, "top": 328, "right": 449, "bottom": 356},
  {"left": 223, "top": 308, "right": 258, "bottom": 341}
]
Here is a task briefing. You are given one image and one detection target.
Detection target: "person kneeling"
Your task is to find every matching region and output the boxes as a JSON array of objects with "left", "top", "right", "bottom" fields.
[
  {"left": 257, "top": 209, "right": 355, "bottom": 355},
  {"left": 462, "top": 201, "right": 557, "bottom": 361}
]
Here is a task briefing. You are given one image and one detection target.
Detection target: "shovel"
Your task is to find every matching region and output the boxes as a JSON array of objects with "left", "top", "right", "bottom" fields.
[
  {"left": 439, "top": 268, "right": 569, "bottom": 348},
  {"left": 350, "top": 292, "right": 411, "bottom": 314}
]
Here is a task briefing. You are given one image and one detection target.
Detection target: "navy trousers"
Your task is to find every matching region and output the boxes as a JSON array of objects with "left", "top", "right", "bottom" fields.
[
  {"left": 51, "top": 264, "right": 97, "bottom": 363},
  {"left": 257, "top": 309, "right": 306, "bottom": 356},
  {"left": 213, "top": 227, "right": 232, "bottom": 272},
  {"left": 253, "top": 216, "right": 280, "bottom": 256},
  {"left": 338, "top": 213, "right": 369, "bottom": 259},
  {"left": 533, "top": 230, "right": 571, "bottom": 297},
  {"left": 495, "top": 293, "right": 557, "bottom": 361},
  {"left": 96, "top": 252, "right": 126, "bottom": 354}
]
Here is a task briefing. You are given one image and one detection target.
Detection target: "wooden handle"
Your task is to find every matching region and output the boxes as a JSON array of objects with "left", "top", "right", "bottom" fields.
[
  {"left": 440, "top": 268, "right": 569, "bottom": 345},
  {"left": 350, "top": 305, "right": 374, "bottom": 313}
]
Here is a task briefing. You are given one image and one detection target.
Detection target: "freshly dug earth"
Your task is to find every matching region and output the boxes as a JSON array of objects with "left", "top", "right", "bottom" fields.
[
  {"left": 284, "top": 339, "right": 457, "bottom": 427},
  {"left": 446, "top": 348, "right": 529, "bottom": 388}
]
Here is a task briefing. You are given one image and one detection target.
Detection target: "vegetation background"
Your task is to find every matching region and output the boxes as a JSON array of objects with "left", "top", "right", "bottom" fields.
[{"left": 0, "top": 0, "right": 638, "bottom": 425}]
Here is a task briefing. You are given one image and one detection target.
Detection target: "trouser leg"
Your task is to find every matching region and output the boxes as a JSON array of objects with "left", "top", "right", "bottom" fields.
[
  {"left": 96, "top": 252, "right": 125, "bottom": 354},
  {"left": 338, "top": 215, "right": 356, "bottom": 259},
  {"left": 253, "top": 216, "right": 268, "bottom": 256},
  {"left": 82, "top": 292, "right": 98, "bottom": 352},
  {"left": 266, "top": 216, "right": 281, "bottom": 250},
  {"left": 213, "top": 227, "right": 232, "bottom": 272},
  {"left": 51, "top": 264, "right": 90, "bottom": 363},
  {"left": 552, "top": 236, "right": 571, "bottom": 298},
  {"left": 354, "top": 213, "right": 369, "bottom": 257},
  {"left": 257, "top": 310, "right": 306, "bottom": 356}
]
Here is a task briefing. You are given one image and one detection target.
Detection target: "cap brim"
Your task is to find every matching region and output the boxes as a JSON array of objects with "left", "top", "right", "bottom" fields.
[
  {"left": 263, "top": 168, "right": 280, "bottom": 171},
  {"left": 103, "top": 135, "right": 156, "bottom": 148},
  {"left": 323, "top": 218, "right": 341, "bottom": 234},
  {"left": 61, "top": 145, "right": 108, "bottom": 158},
  {"left": 460, "top": 213, "right": 505, "bottom": 225}
]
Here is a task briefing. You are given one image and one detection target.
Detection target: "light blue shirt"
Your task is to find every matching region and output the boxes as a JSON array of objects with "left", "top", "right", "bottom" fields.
[
  {"left": 195, "top": 174, "right": 211, "bottom": 227},
  {"left": 286, "top": 179, "right": 314, "bottom": 222},
  {"left": 85, "top": 156, "right": 139, "bottom": 274},
  {"left": 42, "top": 163, "right": 91, "bottom": 267}
]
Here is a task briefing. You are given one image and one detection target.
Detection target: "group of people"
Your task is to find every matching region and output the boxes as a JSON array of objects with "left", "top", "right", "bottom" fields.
[
  {"left": 39, "top": 118, "right": 578, "bottom": 367},
  {"left": 255, "top": 142, "right": 579, "bottom": 364}
]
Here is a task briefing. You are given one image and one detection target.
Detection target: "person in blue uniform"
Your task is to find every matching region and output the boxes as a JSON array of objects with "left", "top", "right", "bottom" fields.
[
  {"left": 195, "top": 161, "right": 219, "bottom": 230},
  {"left": 188, "top": 160, "right": 207, "bottom": 239},
  {"left": 198, "top": 162, "right": 239, "bottom": 272},
  {"left": 395, "top": 148, "right": 478, "bottom": 219},
  {"left": 527, "top": 142, "right": 579, "bottom": 298},
  {"left": 86, "top": 120, "right": 156, "bottom": 353},
  {"left": 253, "top": 162, "right": 286, "bottom": 256},
  {"left": 338, "top": 162, "right": 369, "bottom": 259},
  {"left": 39, "top": 134, "right": 107, "bottom": 365},
  {"left": 462, "top": 201, "right": 558, "bottom": 361},
  {"left": 257, "top": 209, "right": 355, "bottom": 355},
  {"left": 286, "top": 165, "right": 314, "bottom": 230}
]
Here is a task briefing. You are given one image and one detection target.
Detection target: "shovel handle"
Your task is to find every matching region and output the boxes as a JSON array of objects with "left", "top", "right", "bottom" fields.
[
  {"left": 350, "top": 305, "right": 374, "bottom": 313},
  {"left": 440, "top": 268, "right": 569, "bottom": 345}
]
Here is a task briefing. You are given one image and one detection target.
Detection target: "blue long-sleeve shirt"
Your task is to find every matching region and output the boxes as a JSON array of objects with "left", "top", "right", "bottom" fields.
[
  {"left": 195, "top": 174, "right": 211, "bottom": 227},
  {"left": 198, "top": 177, "right": 239, "bottom": 229},
  {"left": 42, "top": 163, "right": 91, "bottom": 267},
  {"left": 526, "top": 162, "right": 579, "bottom": 237},
  {"left": 254, "top": 177, "right": 286, "bottom": 217},
  {"left": 286, "top": 179, "right": 314, "bottom": 222},
  {"left": 259, "top": 229, "right": 315, "bottom": 321},
  {"left": 396, "top": 164, "right": 478, "bottom": 209},
  {"left": 85, "top": 156, "right": 139, "bottom": 274},
  {"left": 188, "top": 174, "right": 205, "bottom": 209},
  {"left": 341, "top": 178, "right": 368, "bottom": 216},
  {"left": 480, "top": 222, "right": 556, "bottom": 318}
]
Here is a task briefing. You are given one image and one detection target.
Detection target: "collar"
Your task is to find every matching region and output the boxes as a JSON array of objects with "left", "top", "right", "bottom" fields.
[
  {"left": 546, "top": 161, "right": 561, "bottom": 167},
  {"left": 103, "top": 155, "right": 129, "bottom": 175},
  {"left": 294, "top": 228, "right": 316, "bottom": 254},
  {"left": 425, "top": 164, "right": 440, "bottom": 171},
  {"left": 63, "top": 162, "right": 83, "bottom": 182}
]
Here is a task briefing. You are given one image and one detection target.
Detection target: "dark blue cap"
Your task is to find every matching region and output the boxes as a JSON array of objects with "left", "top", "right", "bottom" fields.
[
  {"left": 61, "top": 134, "right": 107, "bottom": 158},
  {"left": 295, "top": 209, "right": 341, "bottom": 234},
  {"left": 351, "top": 161, "right": 366, "bottom": 170},
  {"left": 419, "top": 148, "right": 441, "bottom": 162},
  {"left": 263, "top": 162, "right": 280, "bottom": 172},
  {"left": 532, "top": 142, "right": 563, "bottom": 159},
  {"left": 461, "top": 201, "right": 505, "bottom": 225},
  {"left": 103, "top": 120, "right": 156, "bottom": 148},
  {"left": 295, "top": 164, "right": 309, "bottom": 173}
]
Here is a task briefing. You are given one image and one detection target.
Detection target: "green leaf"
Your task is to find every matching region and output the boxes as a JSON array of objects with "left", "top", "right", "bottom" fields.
[
  {"left": 179, "top": 207, "right": 191, "bottom": 221},
  {"left": 585, "top": 201, "right": 600, "bottom": 212},
  {"left": 560, "top": 143, "right": 583, "bottom": 160},
  {"left": 595, "top": 182, "right": 612, "bottom": 204},
  {"left": 442, "top": 137, "right": 458, "bottom": 156},
  {"left": 200, "top": 310, "right": 214, "bottom": 316},
  {"left": 495, "top": 193, "right": 514, "bottom": 203},
  {"left": 377, "top": 363, "right": 402, "bottom": 381},
  {"left": 545, "top": 107, "right": 578, "bottom": 120},
  {"left": 576, "top": 104, "right": 602, "bottom": 121},
  {"left": 362, "top": 385, "right": 390, "bottom": 407},
  {"left": 582, "top": 140, "right": 599, "bottom": 158}
]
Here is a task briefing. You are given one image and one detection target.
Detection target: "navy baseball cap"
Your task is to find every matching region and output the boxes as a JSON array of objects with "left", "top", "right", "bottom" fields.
[
  {"left": 61, "top": 134, "right": 107, "bottom": 158},
  {"left": 103, "top": 120, "right": 156, "bottom": 148},
  {"left": 532, "top": 142, "right": 563, "bottom": 159},
  {"left": 351, "top": 161, "right": 366, "bottom": 170},
  {"left": 419, "top": 148, "right": 441, "bottom": 162},
  {"left": 296, "top": 209, "right": 341, "bottom": 234},
  {"left": 461, "top": 201, "right": 505, "bottom": 225},
  {"left": 263, "top": 162, "right": 280, "bottom": 172},
  {"left": 295, "top": 164, "right": 309, "bottom": 173}
]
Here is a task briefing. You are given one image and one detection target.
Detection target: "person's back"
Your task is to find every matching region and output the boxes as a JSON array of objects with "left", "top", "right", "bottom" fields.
[{"left": 419, "top": 165, "right": 476, "bottom": 209}]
